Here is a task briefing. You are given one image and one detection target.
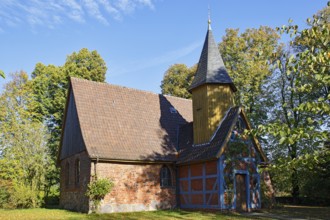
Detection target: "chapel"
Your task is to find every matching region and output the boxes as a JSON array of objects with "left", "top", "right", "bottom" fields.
[{"left": 59, "top": 20, "right": 267, "bottom": 213}]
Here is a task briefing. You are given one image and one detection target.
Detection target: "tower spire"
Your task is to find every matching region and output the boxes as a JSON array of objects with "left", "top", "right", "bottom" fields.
[
  {"left": 189, "top": 18, "right": 236, "bottom": 92},
  {"left": 190, "top": 17, "right": 237, "bottom": 144}
]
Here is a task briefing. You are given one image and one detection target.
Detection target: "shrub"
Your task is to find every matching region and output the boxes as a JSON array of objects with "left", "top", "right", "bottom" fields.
[{"left": 86, "top": 177, "right": 114, "bottom": 212}]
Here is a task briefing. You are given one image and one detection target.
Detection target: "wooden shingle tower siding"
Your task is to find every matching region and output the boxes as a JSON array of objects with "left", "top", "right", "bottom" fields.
[{"left": 189, "top": 21, "right": 236, "bottom": 144}]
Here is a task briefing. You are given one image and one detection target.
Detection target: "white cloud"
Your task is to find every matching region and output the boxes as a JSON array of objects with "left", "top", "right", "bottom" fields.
[
  {"left": 0, "top": 0, "right": 155, "bottom": 30},
  {"left": 82, "top": 0, "right": 109, "bottom": 25},
  {"left": 110, "top": 41, "right": 203, "bottom": 77},
  {"left": 115, "top": 0, "right": 154, "bottom": 14}
]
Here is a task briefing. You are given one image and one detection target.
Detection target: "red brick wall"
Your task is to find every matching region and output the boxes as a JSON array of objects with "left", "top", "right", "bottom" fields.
[
  {"left": 94, "top": 162, "right": 176, "bottom": 213},
  {"left": 59, "top": 151, "right": 91, "bottom": 213}
]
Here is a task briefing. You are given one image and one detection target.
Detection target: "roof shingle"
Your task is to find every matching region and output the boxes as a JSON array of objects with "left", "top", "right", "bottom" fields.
[
  {"left": 189, "top": 27, "right": 236, "bottom": 92},
  {"left": 70, "top": 77, "right": 193, "bottom": 162}
]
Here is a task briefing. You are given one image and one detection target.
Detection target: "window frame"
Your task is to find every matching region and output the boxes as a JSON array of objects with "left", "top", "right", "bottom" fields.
[
  {"left": 75, "top": 159, "right": 80, "bottom": 186},
  {"left": 160, "top": 166, "right": 172, "bottom": 188},
  {"left": 65, "top": 161, "right": 70, "bottom": 188}
]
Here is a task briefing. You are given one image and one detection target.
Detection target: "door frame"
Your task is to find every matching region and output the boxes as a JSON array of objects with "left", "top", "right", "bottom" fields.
[{"left": 233, "top": 170, "right": 250, "bottom": 211}]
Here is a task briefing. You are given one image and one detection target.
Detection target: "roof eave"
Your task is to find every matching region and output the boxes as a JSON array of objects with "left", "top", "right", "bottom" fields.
[
  {"left": 90, "top": 157, "right": 176, "bottom": 164},
  {"left": 189, "top": 82, "right": 237, "bottom": 93},
  {"left": 57, "top": 78, "right": 73, "bottom": 166}
]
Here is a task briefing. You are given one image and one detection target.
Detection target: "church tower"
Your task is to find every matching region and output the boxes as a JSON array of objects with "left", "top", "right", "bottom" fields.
[{"left": 190, "top": 20, "right": 237, "bottom": 144}]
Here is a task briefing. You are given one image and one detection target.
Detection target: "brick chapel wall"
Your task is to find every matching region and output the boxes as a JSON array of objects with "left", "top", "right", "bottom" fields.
[
  {"left": 59, "top": 151, "right": 91, "bottom": 213},
  {"left": 93, "top": 162, "right": 176, "bottom": 213}
]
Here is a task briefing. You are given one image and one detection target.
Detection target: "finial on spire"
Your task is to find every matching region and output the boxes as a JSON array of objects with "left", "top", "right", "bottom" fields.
[{"left": 208, "top": 5, "right": 212, "bottom": 30}]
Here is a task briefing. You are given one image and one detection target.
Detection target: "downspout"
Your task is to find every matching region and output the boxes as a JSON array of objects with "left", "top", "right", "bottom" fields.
[{"left": 94, "top": 156, "right": 99, "bottom": 179}]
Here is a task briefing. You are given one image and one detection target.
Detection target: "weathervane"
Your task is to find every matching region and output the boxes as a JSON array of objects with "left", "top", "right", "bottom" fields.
[{"left": 208, "top": 5, "right": 212, "bottom": 30}]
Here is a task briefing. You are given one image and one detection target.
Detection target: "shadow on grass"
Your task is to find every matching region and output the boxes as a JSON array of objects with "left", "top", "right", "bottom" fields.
[
  {"left": 2, "top": 206, "right": 329, "bottom": 220},
  {"left": 243, "top": 205, "right": 330, "bottom": 220}
]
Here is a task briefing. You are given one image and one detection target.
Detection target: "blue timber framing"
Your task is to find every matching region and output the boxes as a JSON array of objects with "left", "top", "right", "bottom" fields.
[
  {"left": 218, "top": 156, "right": 225, "bottom": 209},
  {"left": 233, "top": 169, "right": 250, "bottom": 210},
  {"left": 178, "top": 157, "right": 261, "bottom": 210},
  {"left": 179, "top": 161, "right": 221, "bottom": 209}
]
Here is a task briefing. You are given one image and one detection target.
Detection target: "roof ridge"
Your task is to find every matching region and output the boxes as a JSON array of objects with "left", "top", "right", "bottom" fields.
[
  {"left": 163, "top": 94, "right": 191, "bottom": 102},
  {"left": 70, "top": 77, "right": 192, "bottom": 102}
]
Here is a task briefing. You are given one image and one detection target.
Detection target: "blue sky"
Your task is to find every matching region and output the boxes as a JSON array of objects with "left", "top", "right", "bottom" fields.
[{"left": 0, "top": 0, "right": 328, "bottom": 94}]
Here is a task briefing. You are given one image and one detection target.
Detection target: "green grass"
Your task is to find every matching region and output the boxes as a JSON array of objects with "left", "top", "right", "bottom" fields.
[
  {"left": 0, "top": 206, "right": 329, "bottom": 220},
  {"left": 0, "top": 209, "right": 255, "bottom": 220}
]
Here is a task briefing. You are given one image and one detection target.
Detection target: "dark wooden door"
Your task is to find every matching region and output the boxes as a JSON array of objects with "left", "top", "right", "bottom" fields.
[{"left": 235, "top": 174, "right": 247, "bottom": 211}]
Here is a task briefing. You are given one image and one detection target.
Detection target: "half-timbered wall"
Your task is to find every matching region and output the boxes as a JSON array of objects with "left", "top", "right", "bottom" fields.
[
  {"left": 221, "top": 115, "right": 261, "bottom": 210},
  {"left": 178, "top": 160, "right": 220, "bottom": 209},
  {"left": 178, "top": 116, "right": 262, "bottom": 210}
]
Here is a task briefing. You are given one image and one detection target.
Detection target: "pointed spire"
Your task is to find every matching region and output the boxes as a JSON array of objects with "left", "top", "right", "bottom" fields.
[{"left": 189, "top": 20, "right": 237, "bottom": 92}]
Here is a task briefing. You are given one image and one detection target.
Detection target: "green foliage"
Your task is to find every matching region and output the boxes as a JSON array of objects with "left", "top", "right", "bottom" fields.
[
  {"left": 86, "top": 177, "right": 114, "bottom": 212},
  {"left": 219, "top": 26, "right": 281, "bottom": 127},
  {"left": 252, "top": 3, "right": 330, "bottom": 200},
  {"left": 9, "top": 184, "right": 43, "bottom": 208},
  {"left": 269, "top": 4, "right": 330, "bottom": 143},
  {"left": 0, "top": 72, "right": 49, "bottom": 208},
  {"left": 0, "top": 70, "right": 4, "bottom": 79},
  {"left": 268, "top": 144, "right": 330, "bottom": 198},
  {"left": 64, "top": 48, "right": 107, "bottom": 82},
  {"left": 28, "top": 48, "right": 107, "bottom": 203},
  {"left": 161, "top": 64, "right": 197, "bottom": 99}
]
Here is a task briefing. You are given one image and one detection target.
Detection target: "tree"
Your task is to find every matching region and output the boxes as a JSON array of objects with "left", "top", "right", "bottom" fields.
[
  {"left": 29, "top": 48, "right": 107, "bottom": 202},
  {"left": 258, "top": 3, "right": 329, "bottom": 202},
  {"left": 0, "top": 72, "right": 49, "bottom": 208},
  {"left": 161, "top": 64, "right": 197, "bottom": 99},
  {"left": 30, "top": 48, "right": 107, "bottom": 158},
  {"left": 63, "top": 48, "right": 107, "bottom": 82},
  {"left": 219, "top": 26, "right": 281, "bottom": 128}
]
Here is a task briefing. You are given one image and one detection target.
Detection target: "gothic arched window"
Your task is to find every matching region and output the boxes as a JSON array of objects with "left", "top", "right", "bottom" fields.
[
  {"left": 65, "top": 162, "right": 70, "bottom": 188},
  {"left": 75, "top": 159, "right": 80, "bottom": 186},
  {"left": 160, "top": 166, "right": 172, "bottom": 187}
]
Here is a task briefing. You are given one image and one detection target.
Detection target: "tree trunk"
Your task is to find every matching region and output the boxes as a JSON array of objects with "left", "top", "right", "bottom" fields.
[{"left": 291, "top": 168, "right": 300, "bottom": 204}]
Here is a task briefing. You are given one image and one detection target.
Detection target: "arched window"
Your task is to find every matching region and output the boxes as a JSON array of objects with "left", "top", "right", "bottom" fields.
[
  {"left": 160, "top": 166, "right": 172, "bottom": 187},
  {"left": 75, "top": 159, "right": 80, "bottom": 186},
  {"left": 65, "top": 162, "right": 70, "bottom": 188}
]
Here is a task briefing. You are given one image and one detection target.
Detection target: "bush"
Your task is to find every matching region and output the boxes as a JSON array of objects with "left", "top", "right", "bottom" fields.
[
  {"left": 86, "top": 177, "right": 114, "bottom": 212},
  {"left": 0, "top": 180, "right": 13, "bottom": 208},
  {"left": 10, "top": 184, "right": 43, "bottom": 208}
]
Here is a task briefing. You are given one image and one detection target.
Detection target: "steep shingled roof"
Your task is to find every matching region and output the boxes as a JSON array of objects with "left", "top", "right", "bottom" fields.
[
  {"left": 68, "top": 77, "right": 193, "bottom": 162},
  {"left": 189, "top": 24, "right": 236, "bottom": 92}
]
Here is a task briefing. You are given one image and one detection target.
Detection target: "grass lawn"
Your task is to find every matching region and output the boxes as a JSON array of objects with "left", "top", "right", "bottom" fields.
[{"left": 0, "top": 205, "right": 329, "bottom": 220}]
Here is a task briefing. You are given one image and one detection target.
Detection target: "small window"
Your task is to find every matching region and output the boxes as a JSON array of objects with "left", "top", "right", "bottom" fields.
[
  {"left": 65, "top": 162, "right": 70, "bottom": 188},
  {"left": 170, "top": 107, "right": 177, "bottom": 114},
  {"left": 75, "top": 159, "right": 80, "bottom": 186},
  {"left": 160, "top": 166, "right": 172, "bottom": 187},
  {"left": 235, "top": 117, "right": 246, "bottom": 132}
]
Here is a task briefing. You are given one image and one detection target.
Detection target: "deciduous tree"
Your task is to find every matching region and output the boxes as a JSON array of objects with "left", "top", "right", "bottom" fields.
[{"left": 161, "top": 64, "right": 197, "bottom": 99}]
